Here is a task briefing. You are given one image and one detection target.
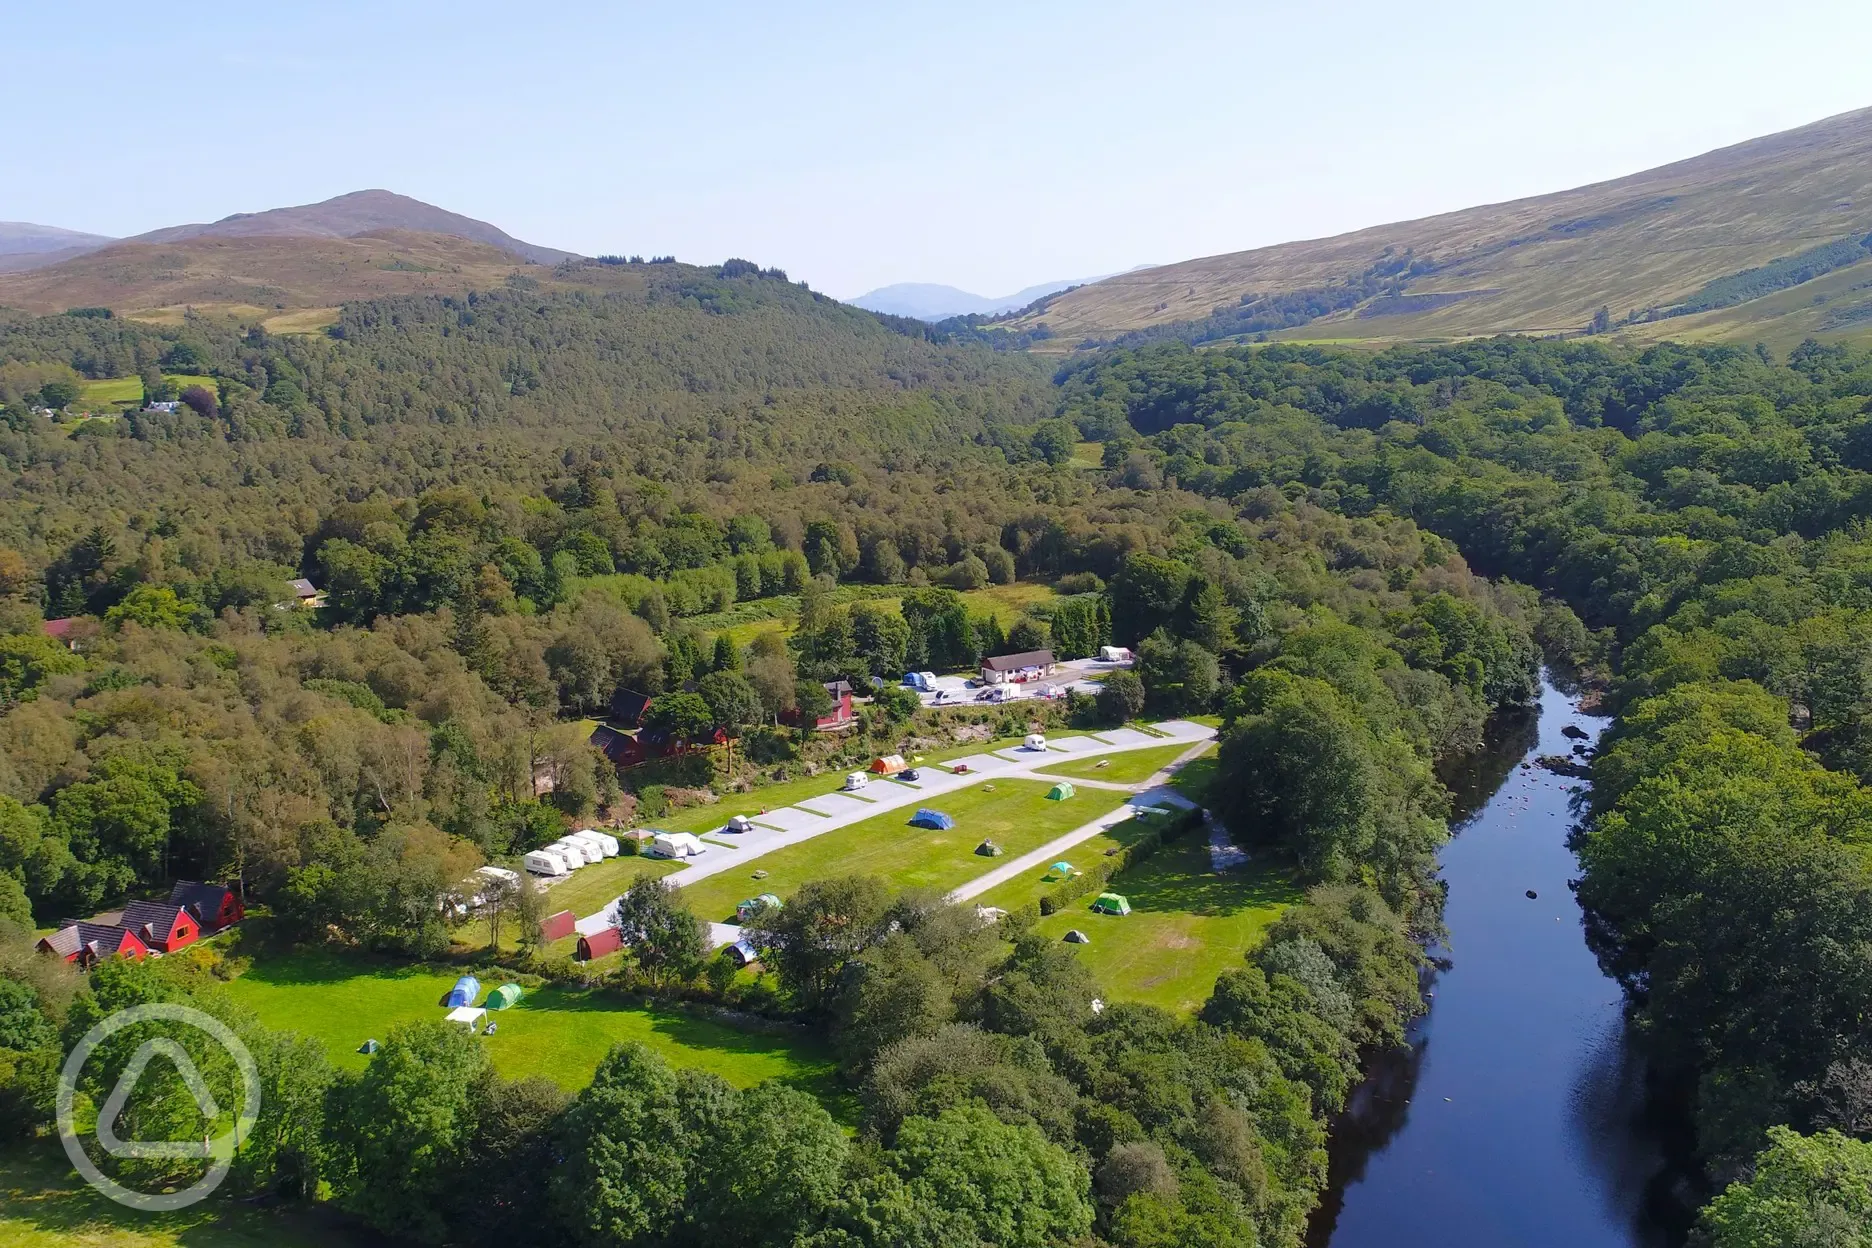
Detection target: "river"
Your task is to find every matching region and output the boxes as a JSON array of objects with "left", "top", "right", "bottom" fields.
[{"left": 1309, "top": 677, "right": 1700, "bottom": 1248}]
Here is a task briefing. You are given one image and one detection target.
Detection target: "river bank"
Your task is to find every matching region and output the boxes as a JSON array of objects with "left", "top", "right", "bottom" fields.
[{"left": 1309, "top": 677, "right": 1702, "bottom": 1248}]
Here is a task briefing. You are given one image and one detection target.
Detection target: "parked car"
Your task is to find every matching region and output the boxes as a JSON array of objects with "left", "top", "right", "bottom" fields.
[{"left": 902, "top": 768, "right": 921, "bottom": 781}]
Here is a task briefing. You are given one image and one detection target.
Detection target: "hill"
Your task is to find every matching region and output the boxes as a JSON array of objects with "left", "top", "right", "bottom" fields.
[
  {"left": 851, "top": 277, "right": 1089, "bottom": 321},
  {"left": 126, "top": 188, "right": 575, "bottom": 265},
  {"left": 1007, "top": 105, "right": 1872, "bottom": 352},
  {"left": 0, "top": 221, "right": 115, "bottom": 274},
  {"left": 0, "top": 190, "right": 581, "bottom": 324}
]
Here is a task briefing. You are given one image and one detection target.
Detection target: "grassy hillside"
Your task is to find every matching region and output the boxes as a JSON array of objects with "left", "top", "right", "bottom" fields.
[{"left": 1009, "top": 105, "right": 1872, "bottom": 350}]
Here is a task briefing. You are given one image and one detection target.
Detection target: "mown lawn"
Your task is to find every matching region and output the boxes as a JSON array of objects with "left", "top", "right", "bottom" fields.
[
  {"left": 220, "top": 949, "right": 839, "bottom": 1102},
  {"left": 1033, "top": 742, "right": 1191, "bottom": 785},
  {"left": 538, "top": 852, "right": 684, "bottom": 918},
  {"left": 1031, "top": 836, "right": 1298, "bottom": 1015},
  {"left": 1168, "top": 750, "right": 1219, "bottom": 803},
  {"left": 679, "top": 779, "right": 1129, "bottom": 923},
  {"left": 972, "top": 814, "right": 1158, "bottom": 913},
  {"left": 0, "top": 1145, "right": 364, "bottom": 1248}
]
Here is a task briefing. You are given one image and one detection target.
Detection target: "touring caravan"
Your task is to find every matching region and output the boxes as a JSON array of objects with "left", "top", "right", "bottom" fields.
[
  {"left": 522, "top": 849, "right": 569, "bottom": 876},
  {"left": 548, "top": 840, "right": 597, "bottom": 868},
  {"left": 569, "top": 829, "right": 619, "bottom": 858}
]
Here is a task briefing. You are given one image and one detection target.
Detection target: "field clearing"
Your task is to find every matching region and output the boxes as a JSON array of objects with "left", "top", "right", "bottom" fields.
[
  {"left": 1033, "top": 742, "right": 1190, "bottom": 784},
  {"left": 678, "top": 779, "right": 1130, "bottom": 923},
  {"left": 263, "top": 306, "right": 341, "bottom": 334},
  {"left": 682, "top": 581, "right": 1061, "bottom": 651},
  {"left": 972, "top": 814, "right": 1158, "bottom": 913},
  {"left": 1033, "top": 837, "right": 1297, "bottom": 1014},
  {"left": 1069, "top": 440, "right": 1105, "bottom": 468},
  {"left": 220, "top": 949, "right": 838, "bottom": 1099},
  {"left": 74, "top": 373, "right": 216, "bottom": 409},
  {"left": 0, "top": 1148, "right": 362, "bottom": 1248}
]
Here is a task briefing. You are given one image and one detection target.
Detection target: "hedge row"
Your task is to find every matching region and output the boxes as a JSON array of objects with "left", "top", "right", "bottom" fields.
[{"left": 1034, "top": 805, "right": 1205, "bottom": 916}]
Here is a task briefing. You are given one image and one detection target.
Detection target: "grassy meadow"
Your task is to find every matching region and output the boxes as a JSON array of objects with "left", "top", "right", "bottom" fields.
[
  {"left": 219, "top": 948, "right": 838, "bottom": 1099},
  {"left": 74, "top": 373, "right": 218, "bottom": 410},
  {"left": 0, "top": 1147, "right": 364, "bottom": 1248},
  {"left": 1032, "top": 837, "right": 1297, "bottom": 1014},
  {"left": 678, "top": 779, "right": 1128, "bottom": 923}
]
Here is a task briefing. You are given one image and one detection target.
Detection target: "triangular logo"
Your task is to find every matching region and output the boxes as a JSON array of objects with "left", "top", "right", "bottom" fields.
[{"left": 95, "top": 1039, "right": 222, "bottom": 1160}]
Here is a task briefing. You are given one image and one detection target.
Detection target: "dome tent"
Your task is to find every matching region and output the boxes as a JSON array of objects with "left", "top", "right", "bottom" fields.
[
  {"left": 909, "top": 809, "right": 954, "bottom": 830},
  {"left": 486, "top": 983, "right": 523, "bottom": 1010},
  {"left": 1092, "top": 893, "right": 1132, "bottom": 916},
  {"left": 1046, "top": 782, "right": 1075, "bottom": 800}
]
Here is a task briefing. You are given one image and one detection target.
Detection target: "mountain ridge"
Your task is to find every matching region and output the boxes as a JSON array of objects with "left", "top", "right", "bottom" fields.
[{"left": 1008, "top": 105, "right": 1872, "bottom": 351}]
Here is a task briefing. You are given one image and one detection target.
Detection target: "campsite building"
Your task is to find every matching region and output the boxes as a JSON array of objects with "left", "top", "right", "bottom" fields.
[
  {"left": 539, "top": 910, "right": 577, "bottom": 943},
  {"left": 287, "top": 578, "right": 327, "bottom": 609},
  {"left": 37, "top": 922, "right": 150, "bottom": 966},
  {"left": 577, "top": 926, "right": 624, "bottom": 961},
  {"left": 120, "top": 901, "right": 199, "bottom": 953},
  {"left": 980, "top": 649, "right": 1056, "bottom": 685},
  {"left": 785, "top": 680, "right": 855, "bottom": 731}
]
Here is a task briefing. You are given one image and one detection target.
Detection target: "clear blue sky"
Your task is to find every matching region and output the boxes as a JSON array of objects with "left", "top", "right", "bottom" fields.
[{"left": 9, "top": 1, "right": 1872, "bottom": 298}]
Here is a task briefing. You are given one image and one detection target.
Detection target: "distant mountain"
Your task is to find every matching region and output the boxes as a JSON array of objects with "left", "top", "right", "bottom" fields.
[
  {"left": 850, "top": 274, "right": 1121, "bottom": 321},
  {"left": 0, "top": 222, "right": 117, "bottom": 274},
  {"left": 125, "top": 189, "right": 576, "bottom": 266},
  {"left": 1009, "top": 105, "right": 1872, "bottom": 353}
]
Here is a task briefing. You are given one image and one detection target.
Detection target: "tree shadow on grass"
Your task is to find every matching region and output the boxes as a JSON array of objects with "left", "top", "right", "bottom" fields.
[
  {"left": 1095, "top": 842, "right": 1300, "bottom": 919},
  {"left": 236, "top": 947, "right": 441, "bottom": 988}
]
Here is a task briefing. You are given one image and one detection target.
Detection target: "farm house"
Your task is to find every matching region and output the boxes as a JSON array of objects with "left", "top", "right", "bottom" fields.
[{"left": 908, "top": 809, "right": 955, "bottom": 830}]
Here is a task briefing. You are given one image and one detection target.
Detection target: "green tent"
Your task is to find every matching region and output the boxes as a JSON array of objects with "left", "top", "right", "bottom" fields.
[
  {"left": 1046, "top": 782, "right": 1075, "bottom": 800},
  {"left": 1092, "top": 893, "right": 1131, "bottom": 916},
  {"left": 486, "top": 983, "right": 523, "bottom": 1010}
]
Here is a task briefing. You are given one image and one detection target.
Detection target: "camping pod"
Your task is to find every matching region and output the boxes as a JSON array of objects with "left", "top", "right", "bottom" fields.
[
  {"left": 539, "top": 910, "right": 576, "bottom": 942},
  {"left": 577, "top": 926, "right": 624, "bottom": 961},
  {"left": 1046, "top": 782, "right": 1075, "bottom": 800},
  {"left": 486, "top": 983, "right": 523, "bottom": 1010},
  {"left": 1024, "top": 733, "right": 1048, "bottom": 751},
  {"left": 523, "top": 849, "right": 569, "bottom": 876},
  {"left": 446, "top": 975, "right": 481, "bottom": 1007}
]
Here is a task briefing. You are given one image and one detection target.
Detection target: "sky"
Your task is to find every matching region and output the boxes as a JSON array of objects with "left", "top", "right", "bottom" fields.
[{"left": 9, "top": 1, "right": 1872, "bottom": 299}]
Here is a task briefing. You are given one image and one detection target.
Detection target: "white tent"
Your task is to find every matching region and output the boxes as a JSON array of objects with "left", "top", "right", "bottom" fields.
[
  {"left": 522, "top": 849, "right": 569, "bottom": 876},
  {"left": 651, "top": 832, "right": 705, "bottom": 859},
  {"left": 445, "top": 1006, "right": 487, "bottom": 1031},
  {"left": 475, "top": 865, "right": 521, "bottom": 887}
]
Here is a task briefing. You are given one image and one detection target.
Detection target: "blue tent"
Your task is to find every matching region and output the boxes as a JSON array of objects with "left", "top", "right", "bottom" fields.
[
  {"left": 909, "top": 809, "right": 955, "bottom": 830},
  {"left": 445, "top": 975, "right": 480, "bottom": 1008}
]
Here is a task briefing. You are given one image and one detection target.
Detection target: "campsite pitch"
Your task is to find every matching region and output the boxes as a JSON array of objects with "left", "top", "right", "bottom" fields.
[
  {"left": 678, "top": 779, "right": 1131, "bottom": 923},
  {"left": 221, "top": 949, "right": 837, "bottom": 1099},
  {"left": 1028, "top": 836, "right": 1299, "bottom": 1014},
  {"left": 1033, "top": 742, "right": 1192, "bottom": 785}
]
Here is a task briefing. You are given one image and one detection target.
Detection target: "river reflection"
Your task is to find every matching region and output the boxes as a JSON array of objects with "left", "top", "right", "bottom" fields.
[{"left": 1309, "top": 679, "right": 1699, "bottom": 1248}]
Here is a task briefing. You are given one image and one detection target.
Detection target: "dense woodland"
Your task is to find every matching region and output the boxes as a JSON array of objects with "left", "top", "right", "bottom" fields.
[{"left": 0, "top": 274, "right": 1866, "bottom": 1244}]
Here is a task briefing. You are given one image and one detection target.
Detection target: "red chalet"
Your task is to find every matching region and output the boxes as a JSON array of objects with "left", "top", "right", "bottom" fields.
[
  {"left": 784, "top": 680, "right": 854, "bottom": 732},
  {"left": 120, "top": 901, "right": 199, "bottom": 953},
  {"left": 590, "top": 722, "right": 727, "bottom": 770},
  {"left": 38, "top": 922, "right": 150, "bottom": 966},
  {"left": 169, "top": 881, "right": 244, "bottom": 932}
]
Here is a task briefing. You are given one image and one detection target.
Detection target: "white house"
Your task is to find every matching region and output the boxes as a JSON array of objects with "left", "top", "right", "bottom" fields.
[
  {"left": 651, "top": 832, "right": 705, "bottom": 859},
  {"left": 980, "top": 649, "right": 1056, "bottom": 685}
]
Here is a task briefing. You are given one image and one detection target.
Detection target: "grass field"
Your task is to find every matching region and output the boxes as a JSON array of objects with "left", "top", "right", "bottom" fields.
[
  {"left": 1033, "top": 742, "right": 1191, "bottom": 785},
  {"left": 1069, "top": 440, "right": 1105, "bottom": 468},
  {"left": 1168, "top": 750, "right": 1219, "bottom": 803},
  {"left": 74, "top": 374, "right": 217, "bottom": 409},
  {"left": 972, "top": 814, "right": 1158, "bottom": 913},
  {"left": 678, "top": 779, "right": 1129, "bottom": 922},
  {"left": 1031, "top": 837, "right": 1297, "bottom": 1014},
  {"left": 221, "top": 948, "right": 838, "bottom": 1099},
  {"left": 262, "top": 307, "right": 341, "bottom": 334},
  {"left": 0, "top": 1147, "right": 363, "bottom": 1248},
  {"left": 538, "top": 852, "right": 684, "bottom": 917}
]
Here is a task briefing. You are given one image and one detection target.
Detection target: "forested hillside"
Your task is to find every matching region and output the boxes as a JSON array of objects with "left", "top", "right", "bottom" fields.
[{"left": 1057, "top": 336, "right": 1872, "bottom": 1219}]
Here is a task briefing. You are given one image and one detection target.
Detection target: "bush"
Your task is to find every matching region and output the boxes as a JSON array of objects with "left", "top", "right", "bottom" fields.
[{"left": 637, "top": 785, "right": 668, "bottom": 820}]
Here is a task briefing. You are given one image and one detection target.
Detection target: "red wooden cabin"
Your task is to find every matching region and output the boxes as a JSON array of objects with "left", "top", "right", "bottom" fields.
[
  {"left": 168, "top": 881, "right": 244, "bottom": 932},
  {"left": 121, "top": 901, "right": 199, "bottom": 953},
  {"left": 37, "top": 922, "right": 150, "bottom": 966}
]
